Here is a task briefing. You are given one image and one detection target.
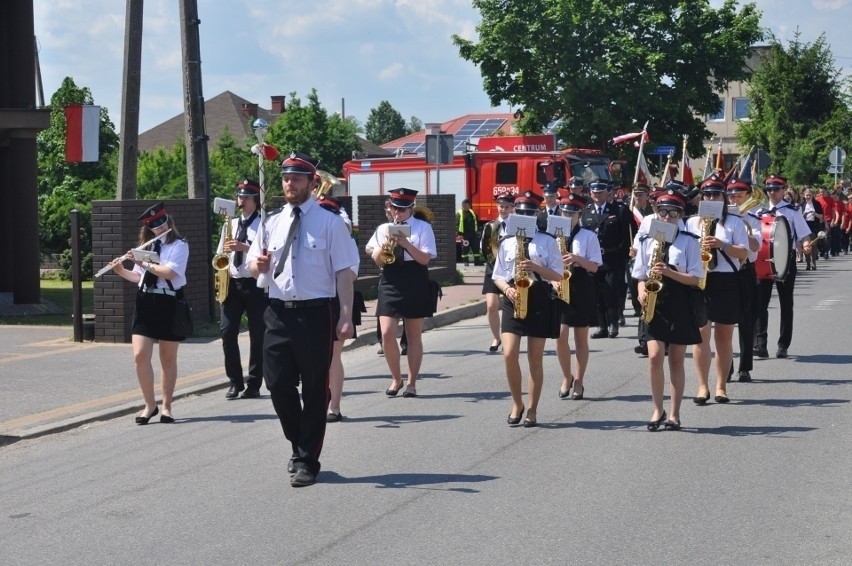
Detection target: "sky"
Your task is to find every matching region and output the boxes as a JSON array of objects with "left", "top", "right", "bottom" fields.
[{"left": 32, "top": 0, "right": 852, "bottom": 135}]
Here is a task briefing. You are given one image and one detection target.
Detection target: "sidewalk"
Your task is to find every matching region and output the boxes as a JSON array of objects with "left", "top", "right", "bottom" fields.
[{"left": 0, "top": 264, "right": 487, "bottom": 445}]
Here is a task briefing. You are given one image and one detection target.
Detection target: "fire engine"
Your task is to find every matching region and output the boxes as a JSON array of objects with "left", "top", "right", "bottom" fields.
[{"left": 342, "top": 134, "right": 618, "bottom": 225}]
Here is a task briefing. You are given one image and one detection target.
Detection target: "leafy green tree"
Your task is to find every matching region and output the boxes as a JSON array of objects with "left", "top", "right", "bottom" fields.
[
  {"left": 407, "top": 115, "right": 423, "bottom": 135},
  {"left": 136, "top": 142, "right": 188, "bottom": 200},
  {"left": 36, "top": 77, "right": 119, "bottom": 277},
  {"left": 454, "top": 0, "right": 763, "bottom": 156},
  {"left": 737, "top": 32, "right": 851, "bottom": 185},
  {"left": 365, "top": 100, "right": 408, "bottom": 144},
  {"left": 264, "top": 89, "right": 361, "bottom": 176},
  {"left": 209, "top": 127, "right": 258, "bottom": 198}
]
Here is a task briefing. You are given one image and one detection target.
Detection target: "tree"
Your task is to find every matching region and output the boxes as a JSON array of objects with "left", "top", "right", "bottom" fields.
[
  {"left": 264, "top": 89, "right": 361, "bottom": 176},
  {"left": 36, "top": 77, "right": 119, "bottom": 276},
  {"left": 365, "top": 100, "right": 408, "bottom": 144},
  {"left": 454, "top": 0, "right": 763, "bottom": 156},
  {"left": 407, "top": 116, "right": 423, "bottom": 135},
  {"left": 737, "top": 32, "right": 852, "bottom": 184}
]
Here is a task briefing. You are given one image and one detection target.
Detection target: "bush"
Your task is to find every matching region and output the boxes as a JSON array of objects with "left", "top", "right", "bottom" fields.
[{"left": 58, "top": 249, "right": 93, "bottom": 280}]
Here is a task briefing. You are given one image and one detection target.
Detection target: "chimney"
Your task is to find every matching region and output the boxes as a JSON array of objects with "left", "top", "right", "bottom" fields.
[
  {"left": 270, "top": 95, "right": 285, "bottom": 115},
  {"left": 242, "top": 103, "right": 258, "bottom": 120}
]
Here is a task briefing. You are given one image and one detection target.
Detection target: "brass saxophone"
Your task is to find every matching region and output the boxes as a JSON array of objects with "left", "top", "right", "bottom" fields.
[
  {"left": 698, "top": 216, "right": 713, "bottom": 290},
  {"left": 212, "top": 212, "right": 234, "bottom": 303},
  {"left": 380, "top": 224, "right": 398, "bottom": 265},
  {"left": 555, "top": 227, "right": 571, "bottom": 304},
  {"left": 513, "top": 228, "right": 533, "bottom": 319},
  {"left": 641, "top": 233, "right": 666, "bottom": 324}
]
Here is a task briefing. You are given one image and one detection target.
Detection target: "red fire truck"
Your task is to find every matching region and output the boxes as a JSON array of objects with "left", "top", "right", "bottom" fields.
[{"left": 341, "top": 134, "right": 616, "bottom": 225}]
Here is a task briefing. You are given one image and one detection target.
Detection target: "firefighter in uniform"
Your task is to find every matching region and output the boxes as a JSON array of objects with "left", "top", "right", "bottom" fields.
[{"left": 582, "top": 180, "right": 632, "bottom": 338}]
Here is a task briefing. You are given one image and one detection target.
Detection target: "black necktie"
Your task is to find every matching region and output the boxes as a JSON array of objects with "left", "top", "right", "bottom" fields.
[
  {"left": 233, "top": 212, "right": 256, "bottom": 267},
  {"left": 142, "top": 240, "right": 161, "bottom": 289},
  {"left": 500, "top": 221, "right": 506, "bottom": 233},
  {"left": 273, "top": 207, "right": 301, "bottom": 278}
]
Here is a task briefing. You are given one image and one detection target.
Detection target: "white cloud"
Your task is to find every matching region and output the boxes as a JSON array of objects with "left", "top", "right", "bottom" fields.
[
  {"left": 377, "top": 63, "right": 405, "bottom": 80},
  {"left": 811, "top": 0, "right": 850, "bottom": 10}
]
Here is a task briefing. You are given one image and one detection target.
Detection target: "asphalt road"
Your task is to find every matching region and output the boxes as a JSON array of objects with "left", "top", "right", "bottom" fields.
[{"left": 2, "top": 260, "right": 850, "bottom": 565}]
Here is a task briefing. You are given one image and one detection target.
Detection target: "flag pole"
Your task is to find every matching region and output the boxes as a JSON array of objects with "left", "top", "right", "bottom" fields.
[
  {"left": 628, "top": 120, "right": 649, "bottom": 246},
  {"left": 679, "top": 135, "right": 689, "bottom": 182}
]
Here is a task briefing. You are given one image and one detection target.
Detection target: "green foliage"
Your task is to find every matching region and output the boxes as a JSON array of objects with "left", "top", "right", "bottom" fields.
[
  {"left": 136, "top": 142, "right": 188, "bottom": 199},
  {"left": 264, "top": 90, "right": 361, "bottom": 176},
  {"left": 454, "top": 0, "right": 763, "bottom": 156},
  {"left": 408, "top": 116, "right": 423, "bottom": 134},
  {"left": 365, "top": 100, "right": 408, "bottom": 144},
  {"left": 738, "top": 32, "right": 851, "bottom": 185},
  {"left": 209, "top": 127, "right": 257, "bottom": 195}
]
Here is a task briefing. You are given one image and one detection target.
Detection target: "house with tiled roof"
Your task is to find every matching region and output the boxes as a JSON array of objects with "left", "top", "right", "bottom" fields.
[{"left": 382, "top": 112, "right": 517, "bottom": 154}]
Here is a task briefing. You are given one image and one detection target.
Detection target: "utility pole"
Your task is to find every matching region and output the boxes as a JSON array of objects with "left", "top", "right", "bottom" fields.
[
  {"left": 179, "top": 0, "right": 209, "bottom": 201},
  {"left": 116, "top": 0, "right": 143, "bottom": 200}
]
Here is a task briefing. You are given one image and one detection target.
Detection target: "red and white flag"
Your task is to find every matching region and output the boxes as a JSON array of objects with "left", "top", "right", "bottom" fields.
[
  {"left": 65, "top": 105, "right": 100, "bottom": 163},
  {"left": 636, "top": 151, "right": 655, "bottom": 188},
  {"left": 612, "top": 130, "right": 650, "bottom": 145},
  {"left": 679, "top": 147, "right": 694, "bottom": 186}
]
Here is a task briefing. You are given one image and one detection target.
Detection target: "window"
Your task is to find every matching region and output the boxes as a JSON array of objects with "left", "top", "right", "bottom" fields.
[
  {"left": 495, "top": 162, "right": 518, "bottom": 184},
  {"left": 708, "top": 96, "right": 725, "bottom": 121},
  {"left": 733, "top": 97, "right": 750, "bottom": 120}
]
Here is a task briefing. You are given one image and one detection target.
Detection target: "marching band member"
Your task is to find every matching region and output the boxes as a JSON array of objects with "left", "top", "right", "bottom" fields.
[
  {"left": 372, "top": 188, "right": 437, "bottom": 399},
  {"left": 686, "top": 178, "right": 749, "bottom": 404},
  {"left": 800, "top": 188, "right": 824, "bottom": 270},
  {"left": 113, "top": 202, "right": 189, "bottom": 425},
  {"left": 480, "top": 194, "right": 515, "bottom": 352},
  {"left": 554, "top": 193, "right": 602, "bottom": 401},
  {"left": 631, "top": 190, "right": 703, "bottom": 431},
  {"left": 754, "top": 175, "right": 814, "bottom": 359},
  {"left": 218, "top": 179, "right": 266, "bottom": 400},
  {"left": 366, "top": 200, "right": 408, "bottom": 356},
  {"left": 492, "top": 191, "right": 563, "bottom": 428},
  {"left": 726, "top": 179, "right": 763, "bottom": 382}
]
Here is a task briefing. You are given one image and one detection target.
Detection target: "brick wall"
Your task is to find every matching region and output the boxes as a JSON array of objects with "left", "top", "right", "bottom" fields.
[{"left": 92, "top": 199, "right": 211, "bottom": 343}]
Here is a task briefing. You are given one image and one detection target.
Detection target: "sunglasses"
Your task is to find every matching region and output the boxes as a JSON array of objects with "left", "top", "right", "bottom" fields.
[
  {"left": 702, "top": 192, "right": 725, "bottom": 199},
  {"left": 392, "top": 205, "right": 410, "bottom": 211},
  {"left": 765, "top": 186, "right": 784, "bottom": 192},
  {"left": 657, "top": 209, "right": 682, "bottom": 219}
]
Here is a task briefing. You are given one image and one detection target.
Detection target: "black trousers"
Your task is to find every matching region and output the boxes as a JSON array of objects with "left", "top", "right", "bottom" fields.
[
  {"left": 263, "top": 299, "right": 335, "bottom": 475},
  {"left": 755, "top": 267, "right": 797, "bottom": 351},
  {"left": 220, "top": 277, "right": 267, "bottom": 388},
  {"left": 737, "top": 265, "right": 758, "bottom": 372},
  {"left": 594, "top": 253, "right": 627, "bottom": 329}
]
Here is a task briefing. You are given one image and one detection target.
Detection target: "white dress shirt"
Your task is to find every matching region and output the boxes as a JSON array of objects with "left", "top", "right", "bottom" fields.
[
  {"left": 632, "top": 221, "right": 703, "bottom": 281},
  {"left": 686, "top": 214, "right": 750, "bottom": 273},
  {"left": 492, "top": 231, "right": 563, "bottom": 282},
  {"left": 132, "top": 238, "right": 189, "bottom": 289}
]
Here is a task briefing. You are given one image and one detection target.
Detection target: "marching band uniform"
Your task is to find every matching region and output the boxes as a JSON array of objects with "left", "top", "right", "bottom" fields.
[
  {"left": 631, "top": 190, "right": 703, "bottom": 432},
  {"left": 492, "top": 191, "right": 563, "bottom": 427},
  {"left": 754, "top": 175, "right": 813, "bottom": 359},
  {"left": 218, "top": 179, "right": 265, "bottom": 400},
  {"left": 554, "top": 193, "right": 602, "bottom": 400},
  {"left": 480, "top": 194, "right": 514, "bottom": 352}
]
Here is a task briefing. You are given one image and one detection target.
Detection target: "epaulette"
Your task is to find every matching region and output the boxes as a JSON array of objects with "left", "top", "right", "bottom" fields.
[
  {"left": 786, "top": 203, "right": 800, "bottom": 211},
  {"left": 266, "top": 207, "right": 284, "bottom": 217},
  {"left": 751, "top": 207, "right": 771, "bottom": 217},
  {"left": 638, "top": 235, "right": 649, "bottom": 243},
  {"left": 681, "top": 231, "right": 700, "bottom": 239}
]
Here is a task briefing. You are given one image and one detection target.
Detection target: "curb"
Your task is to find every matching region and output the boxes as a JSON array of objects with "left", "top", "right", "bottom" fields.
[{"left": 2, "top": 298, "right": 487, "bottom": 444}]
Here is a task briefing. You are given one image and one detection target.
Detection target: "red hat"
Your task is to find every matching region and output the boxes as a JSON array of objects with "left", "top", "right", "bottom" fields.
[
  {"left": 388, "top": 187, "right": 418, "bottom": 208},
  {"left": 235, "top": 179, "right": 261, "bottom": 196},
  {"left": 137, "top": 202, "right": 168, "bottom": 228},
  {"left": 494, "top": 193, "right": 515, "bottom": 205},
  {"left": 727, "top": 179, "right": 752, "bottom": 193},
  {"left": 700, "top": 177, "right": 726, "bottom": 192},
  {"left": 559, "top": 193, "right": 589, "bottom": 212},
  {"left": 764, "top": 174, "right": 787, "bottom": 187},
  {"left": 513, "top": 189, "right": 543, "bottom": 209},
  {"left": 280, "top": 151, "right": 318, "bottom": 176},
  {"left": 317, "top": 196, "right": 341, "bottom": 215},
  {"left": 656, "top": 189, "right": 686, "bottom": 209}
]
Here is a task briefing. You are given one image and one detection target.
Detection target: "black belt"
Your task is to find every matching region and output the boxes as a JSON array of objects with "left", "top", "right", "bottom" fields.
[{"left": 270, "top": 298, "right": 331, "bottom": 309}]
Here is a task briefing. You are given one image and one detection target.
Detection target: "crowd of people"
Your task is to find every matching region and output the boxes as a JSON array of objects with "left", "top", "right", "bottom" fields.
[{"left": 110, "top": 146, "right": 845, "bottom": 487}]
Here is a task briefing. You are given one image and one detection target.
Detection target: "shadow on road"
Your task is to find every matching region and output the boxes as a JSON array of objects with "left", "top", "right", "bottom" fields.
[
  {"left": 342, "top": 414, "right": 462, "bottom": 428},
  {"left": 731, "top": 398, "right": 849, "bottom": 408},
  {"left": 417, "top": 391, "right": 511, "bottom": 402},
  {"left": 319, "top": 471, "right": 499, "bottom": 492},
  {"left": 793, "top": 354, "right": 852, "bottom": 365},
  {"left": 688, "top": 425, "right": 819, "bottom": 437},
  {"left": 751, "top": 377, "right": 852, "bottom": 386},
  {"left": 177, "top": 413, "right": 279, "bottom": 424}
]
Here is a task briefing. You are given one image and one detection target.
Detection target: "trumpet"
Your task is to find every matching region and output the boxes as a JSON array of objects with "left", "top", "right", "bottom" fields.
[{"left": 94, "top": 229, "right": 172, "bottom": 278}]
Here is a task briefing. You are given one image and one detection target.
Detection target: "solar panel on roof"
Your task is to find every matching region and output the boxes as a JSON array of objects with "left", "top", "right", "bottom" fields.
[{"left": 385, "top": 117, "right": 508, "bottom": 156}]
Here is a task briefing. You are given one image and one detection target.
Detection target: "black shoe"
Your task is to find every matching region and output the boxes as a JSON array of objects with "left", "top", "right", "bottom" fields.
[
  {"left": 663, "top": 418, "right": 682, "bottom": 431},
  {"left": 618, "top": 315, "right": 626, "bottom": 326},
  {"left": 693, "top": 394, "right": 710, "bottom": 405},
  {"left": 385, "top": 380, "right": 403, "bottom": 397},
  {"left": 572, "top": 384, "right": 585, "bottom": 400},
  {"left": 608, "top": 324, "right": 619, "bottom": 338},
  {"left": 290, "top": 469, "right": 316, "bottom": 487},
  {"left": 287, "top": 457, "right": 296, "bottom": 474},
  {"left": 507, "top": 406, "right": 524, "bottom": 425},
  {"left": 591, "top": 328, "right": 608, "bottom": 339},
  {"left": 400, "top": 345, "right": 408, "bottom": 356},
  {"left": 647, "top": 410, "right": 667, "bottom": 431},
  {"left": 754, "top": 347, "right": 769, "bottom": 358},
  {"left": 634, "top": 344, "right": 648, "bottom": 356},
  {"left": 160, "top": 414, "right": 175, "bottom": 424},
  {"left": 715, "top": 393, "right": 730, "bottom": 404},
  {"left": 225, "top": 384, "right": 244, "bottom": 400},
  {"left": 135, "top": 406, "right": 159, "bottom": 425},
  {"left": 489, "top": 341, "right": 501, "bottom": 352},
  {"left": 241, "top": 387, "right": 261, "bottom": 399},
  {"left": 377, "top": 347, "right": 384, "bottom": 356},
  {"left": 326, "top": 411, "right": 343, "bottom": 423},
  {"left": 776, "top": 347, "right": 788, "bottom": 359},
  {"left": 738, "top": 371, "right": 752, "bottom": 382}
]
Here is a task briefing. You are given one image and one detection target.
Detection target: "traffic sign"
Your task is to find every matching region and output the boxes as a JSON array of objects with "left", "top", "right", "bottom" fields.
[
  {"left": 829, "top": 146, "right": 846, "bottom": 166},
  {"left": 827, "top": 165, "right": 844, "bottom": 174},
  {"left": 426, "top": 134, "right": 453, "bottom": 165},
  {"left": 649, "top": 145, "right": 676, "bottom": 155}
]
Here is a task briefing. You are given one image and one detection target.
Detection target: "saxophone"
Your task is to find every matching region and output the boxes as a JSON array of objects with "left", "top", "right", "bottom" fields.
[
  {"left": 212, "top": 212, "right": 234, "bottom": 303},
  {"left": 641, "top": 233, "right": 666, "bottom": 324},
  {"left": 698, "top": 216, "right": 713, "bottom": 290},
  {"left": 513, "top": 228, "right": 533, "bottom": 320},
  {"left": 555, "top": 228, "right": 571, "bottom": 304},
  {"left": 380, "top": 223, "right": 397, "bottom": 265}
]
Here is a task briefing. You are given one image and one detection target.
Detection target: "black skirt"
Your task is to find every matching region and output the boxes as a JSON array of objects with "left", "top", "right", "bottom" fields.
[
  {"left": 501, "top": 280, "right": 560, "bottom": 338},
  {"left": 376, "top": 260, "right": 434, "bottom": 319},
  {"left": 558, "top": 266, "right": 596, "bottom": 327},
  {"left": 645, "top": 279, "right": 701, "bottom": 345},
  {"left": 481, "top": 262, "right": 501, "bottom": 295},
  {"left": 131, "top": 291, "right": 186, "bottom": 342},
  {"left": 704, "top": 271, "right": 741, "bottom": 325},
  {"left": 332, "top": 292, "right": 364, "bottom": 340}
]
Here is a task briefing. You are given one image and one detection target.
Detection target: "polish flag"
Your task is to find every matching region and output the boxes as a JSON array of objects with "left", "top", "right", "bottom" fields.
[
  {"left": 679, "top": 148, "right": 694, "bottom": 186},
  {"left": 65, "top": 105, "right": 100, "bottom": 163},
  {"left": 612, "top": 130, "right": 650, "bottom": 145}
]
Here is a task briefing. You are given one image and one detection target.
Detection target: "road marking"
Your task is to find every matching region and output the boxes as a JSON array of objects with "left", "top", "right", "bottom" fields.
[
  {"left": 813, "top": 297, "right": 845, "bottom": 311},
  {"left": 0, "top": 367, "right": 225, "bottom": 432},
  {"left": 0, "top": 343, "right": 104, "bottom": 365}
]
